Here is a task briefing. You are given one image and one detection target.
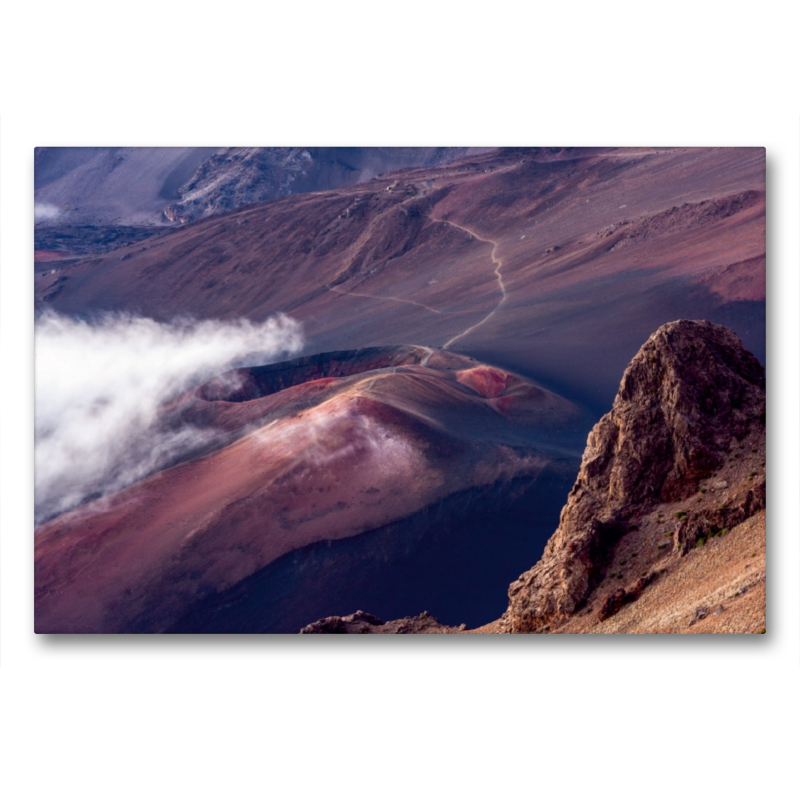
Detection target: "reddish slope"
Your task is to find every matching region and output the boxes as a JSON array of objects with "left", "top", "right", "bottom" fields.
[
  {"left": 36, "top": 147, "right": 765, "bottom": 409},
  {"left": 35, "top": 347, "right": 583, "bottom": 633}
]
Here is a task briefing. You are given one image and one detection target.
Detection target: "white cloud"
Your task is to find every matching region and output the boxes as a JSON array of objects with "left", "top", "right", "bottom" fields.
[
  {"left": 35, "top": 311, "right": 303, "bottom": 524},
  {"left": 34, "top": 203, "right": 62, "bottom": 222}
]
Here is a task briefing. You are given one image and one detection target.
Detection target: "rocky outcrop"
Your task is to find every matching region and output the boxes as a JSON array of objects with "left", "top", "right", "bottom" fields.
[
  {"left": 503, "top": 320, "right": 765, "bottom": 633},
  {"left": 163, "top": 147, "right": 486, "bottom": 223},
  {"left": 299, "top": 610, "right": 462, "bottom": 634},
  {"left": 596, "top": 569, "right": 664, "bottom": 622}
]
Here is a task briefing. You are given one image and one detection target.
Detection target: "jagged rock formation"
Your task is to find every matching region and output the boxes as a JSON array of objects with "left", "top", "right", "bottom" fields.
[
  {"left": 300, "top": 610, "right": 463, "bottom": 634},
  {"left": 163, "top": 147, "right": 489, "bottom": 223},
  {"left": 34, "top": 146, "right": 488, "bottom": 231},
  {"left": 297, "top": 320, "right": 766, "bottom": 635},
  {"left": 163, "top": 148, "right": 313, "bottom": 223},
  {"left": 502, "top": 320, "right": 765, "bottom": 633}
]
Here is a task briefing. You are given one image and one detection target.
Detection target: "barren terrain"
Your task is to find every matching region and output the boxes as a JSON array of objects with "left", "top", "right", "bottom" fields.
[
  {"left": 36, "top": 147, "right": 765, "bottom": 410},
  {"left": 302, "top": 321, "right": 766, "bottom": 635},
  {"left": 34, "top": 147, "right": 766, "bottom": 634},
  {"left": 35, "top": 347, "right": 583, "bottom": 633}
]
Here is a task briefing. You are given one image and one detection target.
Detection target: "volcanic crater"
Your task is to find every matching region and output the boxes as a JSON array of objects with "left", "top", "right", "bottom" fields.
[{"left": 35, "top": 345, "right": 586, "bottom": 633}]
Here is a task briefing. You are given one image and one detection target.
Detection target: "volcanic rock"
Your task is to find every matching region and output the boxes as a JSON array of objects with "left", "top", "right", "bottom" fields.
[
  {"left": 299, "top": 610, "right": 462, "bottom": 634},
  {"left": 502, "top": 320, "right": 765, "bottom": 633},
  {"left": 163, "top": 147, "right": 488, "bottom": 223},
  {"left": 34, "top": 146, "right": 486, "bottom": 229}
]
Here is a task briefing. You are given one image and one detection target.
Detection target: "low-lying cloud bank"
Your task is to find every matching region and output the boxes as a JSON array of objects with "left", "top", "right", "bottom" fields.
[{"left": 35, "top": 311, "right": 304, "bottom": 524}]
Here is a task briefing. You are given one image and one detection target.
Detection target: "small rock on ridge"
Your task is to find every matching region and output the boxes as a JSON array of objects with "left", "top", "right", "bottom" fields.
[{"left": 299, "top": 610, "right": 463, "bottom": 634}]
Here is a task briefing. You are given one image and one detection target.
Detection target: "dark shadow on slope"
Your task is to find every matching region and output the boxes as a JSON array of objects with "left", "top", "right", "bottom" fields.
[
  {"left": 461, "top": 273, "right": 765, "bottom": 417},
  {"left": 168, "top": 466, "right": 577, "bottom": 634}
]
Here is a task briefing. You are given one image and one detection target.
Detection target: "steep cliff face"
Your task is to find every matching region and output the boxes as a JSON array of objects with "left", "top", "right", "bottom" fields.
[{"left": 502, "top": 320, "right": 765, "bottom": 633}]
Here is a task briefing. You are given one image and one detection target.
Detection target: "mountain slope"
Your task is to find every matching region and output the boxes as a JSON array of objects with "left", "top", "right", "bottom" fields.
[
  {"left": 34, "top": 146, "right": 488, "bottom": 227},
  {"left": 35, "top": 347, "right": 584, "bottom": 633},
  {"left": 36, "top": 147, "right": 765, "bottom": 411}
]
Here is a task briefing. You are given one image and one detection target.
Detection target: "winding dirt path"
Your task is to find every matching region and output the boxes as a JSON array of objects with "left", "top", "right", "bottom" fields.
[
  {"left": 436, "top": 219, "right": 507, "bottom": 349},
  {"left": 324, "top": 211, "right": 509, "bottom": 349}
]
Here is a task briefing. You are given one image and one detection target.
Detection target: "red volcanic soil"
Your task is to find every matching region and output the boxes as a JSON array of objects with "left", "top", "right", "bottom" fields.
[
  {"left": 35, "top": 147, "right": 765, "bottom": 410},
  {"left": 35, "top": 347, "right": 584, "bottom": 633},
  {"left": 34, "top": 250, "right": 71, "bottom": 262},
  {"left": 456, "top": 366, "right": 512, "bottom": 397},
  {"left": 693, "top": 254, "right": 765, "bottom": 302}
]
